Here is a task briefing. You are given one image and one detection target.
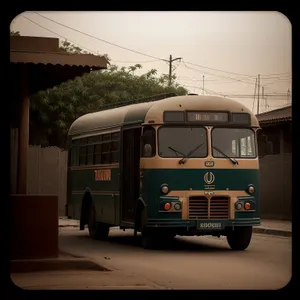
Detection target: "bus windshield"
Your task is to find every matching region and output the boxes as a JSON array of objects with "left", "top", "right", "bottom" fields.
[
  {"left": 212, "top": 128, "right": 256, "bottom": 158},
  {"left": 158, "top": 127, "right": 208, "bottom": 158}
]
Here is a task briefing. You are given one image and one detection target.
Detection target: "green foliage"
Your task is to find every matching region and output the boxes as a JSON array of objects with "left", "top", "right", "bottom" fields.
[
  {"left": 29, "top": 41, "right": 188, "bottom": 148},
  {"left": 10, "top": 30, "right": 20, "bottom": 36}
]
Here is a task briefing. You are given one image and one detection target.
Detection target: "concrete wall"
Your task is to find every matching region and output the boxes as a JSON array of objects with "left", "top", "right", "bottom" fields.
[
  {"left": 259, "top": 153, "right": 292, "bottom": 220},
  {"left": 258, "top": 122, "right": 292, "bottom": 220}
]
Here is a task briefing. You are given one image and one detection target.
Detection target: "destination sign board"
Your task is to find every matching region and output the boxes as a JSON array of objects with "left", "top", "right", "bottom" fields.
[{"left": 187, "top": 111, "right": 229, "bottom": 122}]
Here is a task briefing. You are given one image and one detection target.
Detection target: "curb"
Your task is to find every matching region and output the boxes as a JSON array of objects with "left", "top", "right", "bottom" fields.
[
  {"left": 58, "top": 223, "right": 292, "bottom": 237},
  {"left": 11, "top": 257, "right": 110, "bottom": 273},
  {"left": 253, "top": 227, "right": 292, "bottom": 237}
]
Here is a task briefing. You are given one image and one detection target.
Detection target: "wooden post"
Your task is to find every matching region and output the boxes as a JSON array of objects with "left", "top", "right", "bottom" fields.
[{"left": 17, "top": 65, "right": 29, "bottom": 194}]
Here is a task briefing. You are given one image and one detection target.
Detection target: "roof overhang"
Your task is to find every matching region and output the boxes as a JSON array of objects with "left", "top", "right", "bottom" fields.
[
  {"left": 256, "top": 105, "right": 292, "bottom": 127},
  {"left": 259, "top": 118, "right": 292, "bottom": 127},
  {"left": 10, "top": 35, "right": 108, "bottom": 95},
  {"left": 10, "top": 49, "right": 107, "bottom": 69}
]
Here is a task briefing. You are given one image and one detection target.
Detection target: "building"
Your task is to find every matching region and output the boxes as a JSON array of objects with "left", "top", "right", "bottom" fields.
[
  {"left": 256, "top": 105, "right": 292, "bottom": 220},
  {"left": 10, "top": 35, "right": 108, "bottom": 259}
]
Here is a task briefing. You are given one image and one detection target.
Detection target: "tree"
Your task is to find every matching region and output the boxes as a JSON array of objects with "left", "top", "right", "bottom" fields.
[
  {"left": 29, "top": 41, "right": 188, "bottom": 148},
  {"left": 10, "top": 30, "right": 20, "bottom": 36},
  {"left": 59, "top": 39, "right": 111, "bottom": 63}
]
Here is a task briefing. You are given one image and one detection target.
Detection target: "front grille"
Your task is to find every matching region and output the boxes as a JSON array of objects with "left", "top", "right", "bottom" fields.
[
  {"left": 189, "top": 196, "right": 229, "bottom": 219},
  {"left": 189, "top": 196, "right": 208, "bottom": 219}
]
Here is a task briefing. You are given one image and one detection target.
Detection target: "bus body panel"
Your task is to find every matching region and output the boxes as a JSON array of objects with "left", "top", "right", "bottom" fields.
[
  {"left": 66, "top": 94, "right": 262, "bottom": 245},
  {"left": 141, "top": 168, "right": 259, "bottom": 228},
  {"left": 68, "top": 166, "right": 121, "bottom": 225}
]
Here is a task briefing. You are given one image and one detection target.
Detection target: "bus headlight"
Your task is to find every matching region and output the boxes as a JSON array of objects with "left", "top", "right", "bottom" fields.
[
  {"left": 247, "top": 185, "right": 255, "bottom": 194},
  {"left": 235, "top": 202, "right": 243, "bottom": 210},
  {"left": 174, "top": 203, "right": 181, "bottom": 210},
  {"left": 161, "top": 184, "right": 169, "bottom": 194}
]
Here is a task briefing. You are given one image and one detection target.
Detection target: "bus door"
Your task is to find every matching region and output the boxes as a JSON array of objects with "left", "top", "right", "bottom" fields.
[{"left": 120, "top": 125, "right": 142, "bottom": 222}]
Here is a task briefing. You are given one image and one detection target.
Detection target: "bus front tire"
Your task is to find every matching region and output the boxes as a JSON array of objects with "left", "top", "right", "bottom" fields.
[
  {"left": 226, "top": 226, "right": 252, "bottom": 251},
  {"left": 88, "top": 204, "right": 109, "bottom": 240}
]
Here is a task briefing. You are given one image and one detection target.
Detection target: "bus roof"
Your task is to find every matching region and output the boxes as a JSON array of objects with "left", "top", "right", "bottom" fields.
[{"left": 68, "top": 95, "right": 259, "bottom": 136}]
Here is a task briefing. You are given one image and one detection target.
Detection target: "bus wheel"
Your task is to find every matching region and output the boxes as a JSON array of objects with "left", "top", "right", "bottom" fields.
[
  {"left": 88, "top": 204, "right": 109, "bottom": 240},
  {"left": 226, "top": 226, "right": 252, "bottom": 251}
]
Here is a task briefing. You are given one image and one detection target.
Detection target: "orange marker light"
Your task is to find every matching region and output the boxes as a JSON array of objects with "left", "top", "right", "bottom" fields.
[
  {"left": 245, "top": 202, "right": 251, "bottom": 210},
  {"left": 164, "top": 203, "right": 171, "bottom": 211}
]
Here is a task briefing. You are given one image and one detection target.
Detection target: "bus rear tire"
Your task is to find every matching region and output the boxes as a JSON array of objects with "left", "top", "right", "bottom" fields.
[
  {"left": 88, "top": 204, "right": 109, "bottom": 240},
  {"left": 226, "top": 226, "right": 252, "bottom": 251}
]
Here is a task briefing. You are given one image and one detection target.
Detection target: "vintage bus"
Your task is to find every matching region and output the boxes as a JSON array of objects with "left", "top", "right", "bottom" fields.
[{"left": 66, "top": 93, "right": 263, "bottom": 250}]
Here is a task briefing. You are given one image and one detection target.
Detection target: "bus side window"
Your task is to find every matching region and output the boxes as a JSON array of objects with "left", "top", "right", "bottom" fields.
[
  {"left": 79, "top": 138, "right": 87, "bottom": 165},
  {"left": 142, "top": 127, "right": 156, "bottom": 157},
  {"left": 70, "top": 139, "right": 79, "bottom": 166}
]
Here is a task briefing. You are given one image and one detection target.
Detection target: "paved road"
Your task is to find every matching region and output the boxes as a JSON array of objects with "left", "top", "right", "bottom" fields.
[{"left": 59, "top": 227, "right": 292, "bottom": 290}]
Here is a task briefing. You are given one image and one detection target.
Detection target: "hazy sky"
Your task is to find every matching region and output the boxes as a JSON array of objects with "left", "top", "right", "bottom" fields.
[{"left": 10, "top": 11, "right": 292, "bottom": 113}]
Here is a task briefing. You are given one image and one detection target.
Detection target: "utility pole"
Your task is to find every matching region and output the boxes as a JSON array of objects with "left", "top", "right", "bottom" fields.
[
  {"left": 287, "top": 88, "right": 291, "bottom": 104},
  {"left": 262, "top": 86, "right": 265, "bottom": 112},
  {"left": 252, "top": 77, "right": 257, "bottom": 113},
  {"left": 167, "top": 55, "right": 182, "bottom": 87},
  {"left": 257, "top": 74, "right": 260, "bottom": 115},
  {"left": 202, "top": 75, "right": 205, "bottom": 94}
]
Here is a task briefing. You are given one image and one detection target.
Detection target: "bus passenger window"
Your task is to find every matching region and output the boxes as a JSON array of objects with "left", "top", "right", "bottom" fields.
[
  {"left": 79, "top": 146, "right": 87, "bottom": 165},
  {"left": 94, "top": 144, "right": 102, "bottom": 164},
  {"left": 142, "top": 127, "right": 156, "bottom": 157},
  {"left": 87, "top": 145, "right": 94, "bottom": 165},
  {"left": 101, "top": 142, "right": 110, "bottom": 164},
  {"left": 111, "top": 140, "right": 120, "bottom": 163},
  {"left": 70, "top": 147, "right": 78, "bottom": 166}
]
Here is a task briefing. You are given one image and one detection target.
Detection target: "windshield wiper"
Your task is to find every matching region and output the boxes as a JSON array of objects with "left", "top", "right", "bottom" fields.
[
  {"left": 212, "top": 146, "right": 238, "bottom": 165},
  {"left": 168, "top": 146, "right": 185, "bottom": 157},
  {"left": 179, "top": 143, "right": 204, "bottom": 164}
]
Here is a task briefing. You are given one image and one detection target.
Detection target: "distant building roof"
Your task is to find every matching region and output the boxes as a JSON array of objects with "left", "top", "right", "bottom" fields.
[{"left": 256, "top": 105, "right": 292, "bottom": 125}]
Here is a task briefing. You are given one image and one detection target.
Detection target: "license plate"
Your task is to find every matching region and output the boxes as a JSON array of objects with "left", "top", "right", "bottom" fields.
[{"left": 197, "top": 222, "right": 224, "bottom": 230}]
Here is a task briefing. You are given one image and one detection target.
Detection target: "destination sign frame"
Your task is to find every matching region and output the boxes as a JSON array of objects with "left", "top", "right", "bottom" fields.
[
  {"left": 163, "top": 110, "right": 251, "bottom": 125},
  {"left": 231, "top": 112, "right": 251, "bottom": 125},
  {"left": 186, "top": 111, "right": 229, "bottom": 123}
]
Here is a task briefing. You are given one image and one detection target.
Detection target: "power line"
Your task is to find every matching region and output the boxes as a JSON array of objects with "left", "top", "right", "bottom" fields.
[
  {"left": 184, "top": 61, "right": 255, "bottom": 78},
  {"left": 21, "top": 15, "right": 99, "bottom": 56},
  {"left": 178, "top": 76, "right": 237, "bottom": 83},
  {"left": 34, "top": 12, "right": 165, "bottom": 61},
  {"left": 181, "top": 85, "right": 288, "bottom": 98},
  {"left": 182, "top": 61, "right": 291, "bottom": 79},
  {"left": 24, "top": 12, "right": 292, "bottom": 94},
  {"left": 114, "top": 59, "right": 161, "bottom": 63},
  {"left": 263, "top": 78, "right": 291, "bottom": 86},
  {"left": 32, "top": 12, "right": 292, "bottom": 85},
  {"left": 181, "top": 61, "right": 255, "bottom": 85},
  {"left": 181, "top": 63, "right": 291, "bottom": 96}
]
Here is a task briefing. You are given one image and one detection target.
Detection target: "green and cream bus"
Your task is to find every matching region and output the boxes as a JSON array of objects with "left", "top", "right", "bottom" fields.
[{"left": 66, "top": 93, "right": 264, "bottom": 250}]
